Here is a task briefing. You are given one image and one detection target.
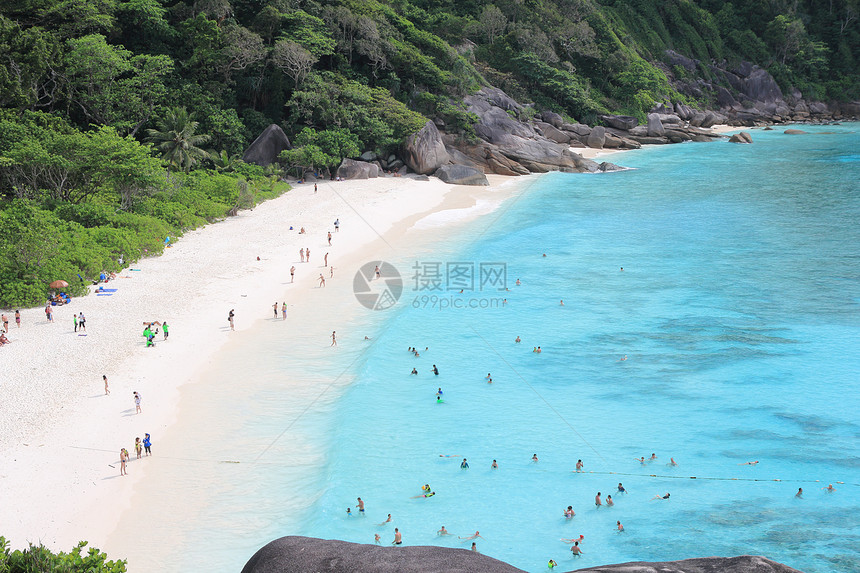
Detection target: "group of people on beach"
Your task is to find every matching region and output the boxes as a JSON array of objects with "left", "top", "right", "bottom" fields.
[{"left": 119, "top": 432, "right": 151, "bottom": 476}]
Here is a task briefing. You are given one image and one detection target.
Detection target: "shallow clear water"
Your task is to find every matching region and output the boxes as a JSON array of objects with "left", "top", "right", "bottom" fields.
[
  {"left": 296, "top": 126, "right": 860, "bottom": 572},
  {"left": 161, "top": 125, "right": 859, "bottom": 573}
]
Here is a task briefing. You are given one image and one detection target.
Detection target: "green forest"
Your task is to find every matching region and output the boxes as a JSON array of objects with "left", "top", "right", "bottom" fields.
[{"left": 1, "top": 0, "right": 858, "bottom": 307}]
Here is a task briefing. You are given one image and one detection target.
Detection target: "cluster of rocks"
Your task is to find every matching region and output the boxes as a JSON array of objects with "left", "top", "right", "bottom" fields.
[
  {"left": 243, "top": 50, "right": 859, "bottom": 186},
  {"left": 662, "top": 49, "right": 860, "bottom": 126},
  {"left": 241, "top": 536, "right": 804, "bottom": 573}
]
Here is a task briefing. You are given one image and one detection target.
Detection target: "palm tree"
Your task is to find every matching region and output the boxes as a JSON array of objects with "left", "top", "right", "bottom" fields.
[{"left": 145, "top": 107, "right": 211, "bottom": 172}]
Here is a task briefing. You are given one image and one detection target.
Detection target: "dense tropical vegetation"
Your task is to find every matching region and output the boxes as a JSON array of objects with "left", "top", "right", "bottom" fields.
[{"left": 1, "top": 0, "right": 857, "bottom": 306}]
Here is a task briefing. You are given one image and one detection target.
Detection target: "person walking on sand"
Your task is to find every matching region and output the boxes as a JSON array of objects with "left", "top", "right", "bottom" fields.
[
  {"left": 162, "top": 321, "right": 169, "bottom": 340},
  {"left": 282, "top": 302, "right": 287, "bottom": 320},
  {"left": 306, "top": 248, "right": 311, "bottom": 262},
  {"left": 143, "top": 433, "right": 152, "bottom": 456},
  {"left": 1, "top": 314, "right": 8, "bottom": 332},
  {"left": 134, "top": 391, "right": 142, "bottom": 414},
  {"left": 331, "top": 331, "right": 337, "bottom": 346},
  {"left": 375, "top": 265, "right": 380, "bottom": 279},
  {"left": 272, "top": 302, "right": 278, "bottom": 318},
  {"left": 73, "top": 313, "right": 78, "bottom": 332},
  {"left": 314, "top": 183, "right": 317, "bottom": 193},
  {"left": 103, "top": 374, "right": 110, "bottom": 396},
  {"left": 319, "top": 274, "right": 326, "bottom": 287},
  {"left": 78, "top": 312, "right": 86, "bottom": 332},
  {"left": 334, "top": 218, "right": 339, "bottom": 231},
  {"left": 228, "top": 309, "right": 235, "bottom": 330},
  {"left": 300, "top": 248, "right": 305, "bottom": 262},
  {"left": 327, "top": 231, "right": 332, "bottom": 246},
  {"left": 290, "top": 266, "right": 296, "bottom": 283},
  {"left": 45, "top": 305, "right": 53, "bottom": 323},
  {"left": 135, "top": 437, "right": 142, "bottom": 459},
  {"left": 324, "top": 252, "right": 328, "bottom": 267},
  {"left": 15, "top": 310, "right": 21, "bottom": 328},
  {"left": 120, "top": 448, "right": 129, "bottom": 475}
]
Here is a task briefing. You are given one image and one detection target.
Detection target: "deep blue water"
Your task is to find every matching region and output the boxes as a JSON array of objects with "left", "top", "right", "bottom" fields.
[{"left": 295, "top": 125, "right": 860, "bottom": 572}]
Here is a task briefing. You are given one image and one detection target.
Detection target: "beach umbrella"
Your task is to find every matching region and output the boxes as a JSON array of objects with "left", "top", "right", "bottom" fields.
[{"left": 49, "top": 280, "right": 69, "bottom": 288}]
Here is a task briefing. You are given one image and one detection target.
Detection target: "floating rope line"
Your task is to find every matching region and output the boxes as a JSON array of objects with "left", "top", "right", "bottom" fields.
[
  {"left": 583, "top": 470, "right": 854, "bottom": 486},
  {"left": 68, "top": 446, "right": 857, "bottom": 486}
]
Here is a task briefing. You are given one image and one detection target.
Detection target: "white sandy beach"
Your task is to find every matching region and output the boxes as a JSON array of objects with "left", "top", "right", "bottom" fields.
[{"left": 0, "top": 169, "right": 556, "bottom": 568}]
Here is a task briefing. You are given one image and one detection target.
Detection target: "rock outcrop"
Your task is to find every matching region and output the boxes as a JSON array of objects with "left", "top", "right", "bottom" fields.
[
  {"left": 434, "top": 164, "right": 489, "bottom": 186},
  {"left": 401, "top": 121, "right": 450, "bottom": 175},
  {"left": 242, "top": 124, "right": 291, "bottom": 167},
  {"left": 336, "top": 158, "right": 379, "bottom": 179},
  {"left": 660, "top": 49, "right": 859, "bottom": 125},
  {"left": 242, "top": 536, "right": 803, "bottom": 573},
  {"left": 728, "top": 131, "right": 753, "bottom": 144},
  {"left": 459, "top": 88, "right": 604, "bottom": 174}
]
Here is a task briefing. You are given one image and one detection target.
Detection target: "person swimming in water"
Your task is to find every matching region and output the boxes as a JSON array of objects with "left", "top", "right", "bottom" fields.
[
  {"left": 575, "top": 459, "right": 583, "bottom": 472},
  {"left": 617, "top": 520, "right": 624, "bottom": 532},
  {"left": 606, "top": 495, "right": 614, "bottom": 507},
  {"left": 532, "top": 453, "right": 539, "bottom": 462},
  {"left": 561, "top": 535, "right": 584, "bottom": 544},
  {"left": 491, "top": 459, "right": 498, "bottom": 469},
  {"left": 460, "top": 458, "right": 469, "bottom": 469},
  {"left": 459, "top": 531, "right": 483, "bottom": 540},
  {"left": 432, "top": 365, "right": 439, "bottom": 375},
  {"left": 570, "top": 541, "right": 583, "bottom": 556},
  {"left": 617, "top": 482, "right": 627, "bottom": 493},
  {"left": 438, "top": 526, "right": 453, "bottom": 535},
  {"left": 548, "top": 559, "right": 558, "bottom": 568},
  {"left": 378, "top": 514, "right": 392, "bottom": 525},
  {"left": 563, "top": 506, "right": 575, "bottom": 518},
  {"left": 651, "top": 493, "right": 671, "bottom": 500},
  {"left": 410, "top": 491, "right": 435, "bottom": 498},
  {"left": 411, "top": 368, "right": 418, "bottom": 375}
]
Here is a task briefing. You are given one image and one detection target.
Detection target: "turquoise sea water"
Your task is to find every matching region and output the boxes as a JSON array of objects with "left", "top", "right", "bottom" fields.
[{"left": 160, "top": 125, "right": 859, "bottom": 573}]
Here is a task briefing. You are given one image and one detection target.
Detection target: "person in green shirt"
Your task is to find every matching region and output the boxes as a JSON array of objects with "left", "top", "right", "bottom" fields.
[{"left": 162, "top": 321, "right": 169, "bottom": 340}]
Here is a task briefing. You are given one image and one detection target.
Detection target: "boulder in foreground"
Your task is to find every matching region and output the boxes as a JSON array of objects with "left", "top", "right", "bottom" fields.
[
  {"left": 729, "top": 132, "right": 753, "bottom": 144},
  {"left": 241, "top": 536, "right": 803, "bottom": 573}
]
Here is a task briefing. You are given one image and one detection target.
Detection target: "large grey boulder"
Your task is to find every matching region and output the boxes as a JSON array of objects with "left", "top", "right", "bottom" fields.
[
  {"left": 336, "top": 158, "right": 379, "bottom": 179},
  {"left": 571, "top": 555, "right": 803, "bottom": 573},
  {"left": 241, "top": 536, "right": 522, "bottom": 573},
  {"left": 434, "top": 164, "right": 489, "bottom": 185},
  {"left": 540, "top": 110, "right": 564, "bottom": 128},
  {"left": 242, "top": 124, "right": 291, "bottom": 167},
  {"left": 599, "top": 114, "right": 638, "bottom": 130},
  {"left": 586, "top": 125, "right": 606, "bottom": 148},
  {"left": 241, "top": 536, "right": 803, "bottom": 573},
  {"left": 534, "top": 121, "right": 571, "bottom": 144},
  {"left": 729, "top": 131, "right": 753, "bottom": 144},
  {"left": 401, "top": 121, "right": 450, "bottom": 175},
  {"left": 647, "top": 113, "right": 665, "bottom": 136}
]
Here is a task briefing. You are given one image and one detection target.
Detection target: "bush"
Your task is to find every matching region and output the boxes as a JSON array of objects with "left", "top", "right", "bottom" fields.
[{"left": 0, "top": 536, "right": 127, "bottom": 572}]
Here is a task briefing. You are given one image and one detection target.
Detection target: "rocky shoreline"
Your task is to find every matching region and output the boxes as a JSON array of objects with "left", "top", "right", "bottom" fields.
[
  {"left": 240, "top": 536, "right": 804, "bottom": 573},
  {"left": 243, "top": 54, "right": 857, "bottom": 185}
]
